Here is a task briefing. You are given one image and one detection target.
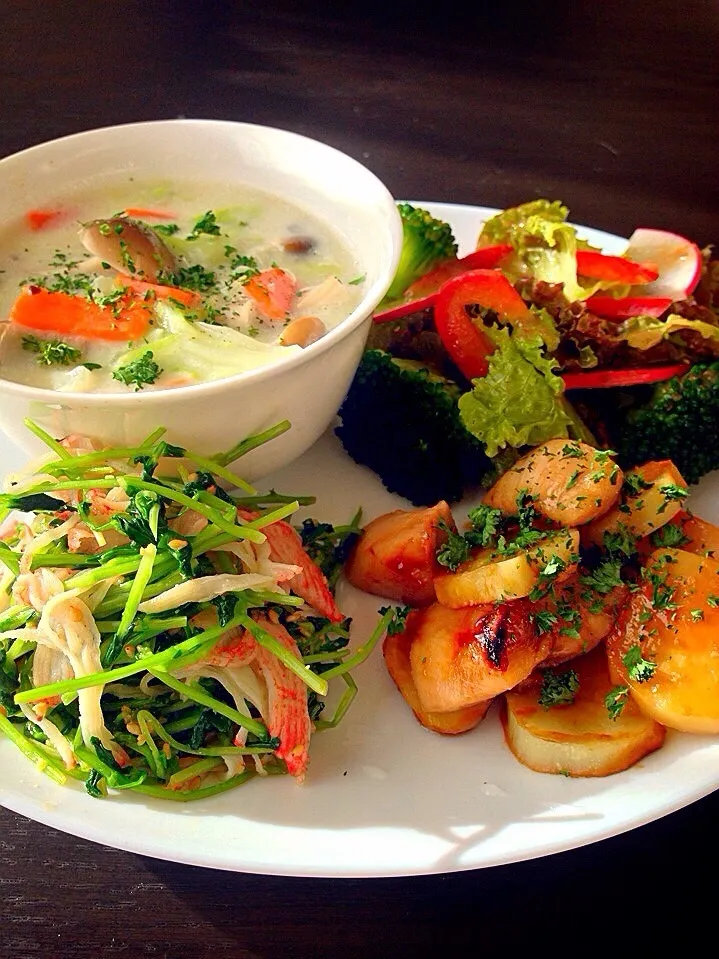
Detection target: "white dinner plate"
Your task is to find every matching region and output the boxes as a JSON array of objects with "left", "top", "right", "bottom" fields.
[{"left": 1, "top": 203, "right": 718, "bottom": 878}]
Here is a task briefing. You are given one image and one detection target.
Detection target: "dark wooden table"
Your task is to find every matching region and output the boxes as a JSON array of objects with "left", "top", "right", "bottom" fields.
[{"left": 2, "top": 1, "right": 718, "bottom": 956}]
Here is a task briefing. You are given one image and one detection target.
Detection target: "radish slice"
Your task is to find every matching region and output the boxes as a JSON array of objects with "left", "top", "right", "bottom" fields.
[{"left": 623, "top": 228, "right": 702, "bottom": 299}]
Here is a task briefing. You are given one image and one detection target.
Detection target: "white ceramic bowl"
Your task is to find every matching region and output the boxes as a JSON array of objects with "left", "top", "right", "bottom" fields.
[{"left": 0, "top": 119, "right": 402, "bottom": 479}]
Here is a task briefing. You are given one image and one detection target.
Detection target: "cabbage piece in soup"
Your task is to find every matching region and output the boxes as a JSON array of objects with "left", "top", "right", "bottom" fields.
[{"left": 0, "top": 178, "right": 364, "bottom": 393}]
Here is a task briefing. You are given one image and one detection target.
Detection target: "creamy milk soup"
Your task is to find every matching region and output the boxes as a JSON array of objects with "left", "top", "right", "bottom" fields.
[{"left": 0, "top": 178, "right": 364, "bottom": 392}]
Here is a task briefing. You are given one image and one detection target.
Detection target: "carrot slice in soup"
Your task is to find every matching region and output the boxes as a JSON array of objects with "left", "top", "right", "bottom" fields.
[
  {"left": 25, "top": 209, "right": 63, "bottom": 230},
  {"left": 115, "top": 274, "right": 201, "bottom": 308},
  {"left": 122, "top": 207, "right": 177, "bottom": 220},
  {"left": 243, "top": 268, "right": 297, "bottom": 321},
  {"left": 9, "top": 287, "right": 152, "bottom": 341}
]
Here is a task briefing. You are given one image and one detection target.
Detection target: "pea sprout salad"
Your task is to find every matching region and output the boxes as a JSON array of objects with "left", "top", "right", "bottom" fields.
[{"left": 0, "top": 420, "right": 388, "bottom": 801}]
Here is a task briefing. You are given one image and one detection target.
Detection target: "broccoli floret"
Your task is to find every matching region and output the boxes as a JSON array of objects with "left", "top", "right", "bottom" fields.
[
  {"left": 382, "top": 203, "right": 458, "bottom": 303},
  {"left": 614, "top": 361, "right": 719, "bottom": 484},
  {"left": 335, "top": 349, "right": 495, "bottom": 505}
]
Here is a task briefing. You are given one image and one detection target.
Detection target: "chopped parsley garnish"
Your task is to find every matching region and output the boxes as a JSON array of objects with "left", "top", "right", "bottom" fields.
[
  {"left": 112, "top": 351, "right": 162, "bottom": 390},
  {"left": 605, "top": 684, "right": 629, "bottom": 720},
  {"left": 657, "top": 483, "right": 689, "bottom": 512},
  {"left": 530, "top": 609, "right": 559, "bottom": 635},
  {"left": 379, "top": 605, "right": 412, "bottom": 635},
  {"left": 158, "top": 264, "right": 217, "bottom": 293},
  {"left": 187, "top": 211, "right": 221, "bottom": 239},
  {"left": 538, "top": 668, "right": 579, "bottom": 708},
  {"left": 349, "top": 274, "right": 366, "bottom": 285},
  {"left": 224, "top": 247, "right": 259, "bottom": 281},
  {"left": 153, "top": 223, "right": 180, "bottom": 236},
  {"left": 623, "top": 473, "right": 653, "bottom": 496},
  {"left": 21, "top": 335, "right": 82, "bottom": 366},
  {"left": 580, "top": 559, "right": 623, "bottom": 595},
  {"left": 622, "top": 644, "right": 657, "bottom": 683},
  {"left": 650, "top": 522, "right": 689, "bottom": 549}
]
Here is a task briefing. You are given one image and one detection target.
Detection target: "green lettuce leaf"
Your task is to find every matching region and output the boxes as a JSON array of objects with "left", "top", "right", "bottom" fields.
[
  {"left": 620, "top": 312, "right": 719, "bottom": 351},
  {"left": 457, "top": 325, "right": 571, "bottom": 457},
  {"left": 478, "top": 199, "right": 611, "bottom": 302}
]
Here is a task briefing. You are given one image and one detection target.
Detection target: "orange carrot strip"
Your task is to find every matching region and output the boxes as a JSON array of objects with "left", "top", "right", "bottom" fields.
[
  {"left": 123, "top": 207, "right": 177, "bottom": 220},
  {"left": 25, "top": 209, "right": 63, "bottom": 230},
  {"left": 115, "top": 274, "right": 201, "bottom": 308},
  {"left": 9, "top": 287, "right": 151, "bottom": 341},
  {"left": 243, "top": 267, "right": 297, "bottom": 321}
]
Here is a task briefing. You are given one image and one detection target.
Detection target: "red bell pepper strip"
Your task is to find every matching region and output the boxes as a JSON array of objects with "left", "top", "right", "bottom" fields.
[
  {"left": 372, "top": 292, "right": 438, "bottom": 324},
  {"left": 243, "top": 267, "right": 297, "bottom": 321},
  {"left": 561, "top": 363, "right": 687, "bottom": 390},
  {"left": 575, "top": 250, "right": 659, "bottom": 285},
  {"left": 432, "top": 269, "right": 532, "bottom": 379},
  {"left": 373, "top": 245, "right": 513, "bottom": 324},
  {"left": 9, "top": 286, "right": 153, "bottom": 341},
  {"left": 403, "top": 244, "right": 512, "bottom": 301},
  {"left": 585, "top": 293, "right": 673, "bottom": 320}
]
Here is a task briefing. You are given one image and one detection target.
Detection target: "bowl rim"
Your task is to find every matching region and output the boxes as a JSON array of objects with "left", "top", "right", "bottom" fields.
[{"left": 0, "top": 118, "right": 403, "bottom": 405}]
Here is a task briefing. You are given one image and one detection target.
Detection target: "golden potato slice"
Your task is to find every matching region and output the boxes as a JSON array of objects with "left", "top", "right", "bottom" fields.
[
  {"left": 409, "top": 600, "right": 550, "bottom": 713},
  {"left": 383, "top": 627, "right": 491, "bottom": 734},
  {"left": 502, "top": 645, "right": 666, "bottom": 777},
  {"left": 344, "top": 501, "right": 455, "bottom": 606},
  {"left": 606, "top": 547, "right": 719, "bottom": 733},
  {"left": 674, "top": 510, "right": 719, "bottom": 559},
  {"left": 434, "top": 529, "right": 579, "bottom": 608},
  {"left": 482, "top": 439, "right": 621, "bottom": 525},
  {"left": 585, "top": 460, "right": 688, "bottom": 547}
]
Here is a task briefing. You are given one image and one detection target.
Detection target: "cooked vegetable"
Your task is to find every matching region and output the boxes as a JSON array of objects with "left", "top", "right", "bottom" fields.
[
  {"left": 335, "top": 349, "right": 494, "bottom": 506},
  {"left": 112, "top": 351, "right": 163, "bottom": 390},
  {"left": 9, "top": 286, "right": 153, "bottom": 341},
  {"left": 502, "top": 645, "right": 665, "bottom": 777},
  {"left": 584, "top": 460, "right": 688, "bottom": 545},
  {"left": 433, "top": 529, "right": 580, "bottom": 608},
  {"left": 606, "top": 548, "right": 719, "bottom": 733},
  {"left": 243, "top": 267, "right": 297, "bottom": 321},
  {"left": 612, "top": 362, "right": 719, "bottom": 484},
  {"left": 382, "top": 203, "right": 458, "bottom": 303}
]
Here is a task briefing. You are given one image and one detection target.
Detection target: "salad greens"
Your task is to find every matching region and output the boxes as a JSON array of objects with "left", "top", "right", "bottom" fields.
[{"left": 0, "top": 420, "right": 386, "bottom": 800}]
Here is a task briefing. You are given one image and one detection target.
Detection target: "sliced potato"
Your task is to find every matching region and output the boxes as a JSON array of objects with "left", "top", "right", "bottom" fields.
[
  {"left": 482, "top": 439, "right": 622, "bottom": 525},
  {"left": 606, "top": 547, "right": 719, "bottom": 733},
  {"left": 434, "top": 529, "right": 579, "bottom": 608},
  {"left": 585, "top": 460, "right": 688, "bottom": 546},
  {"left": 383, "top": 627, "right": 491, "bottom": 734},
  {"left": 409, "top": 600, "right": 550, "bottom": 712},
  {"left": 674, "top": 510, "right": 719, "bottom": 559},
  {"left": 344, "top": 501, "right": 455, "bottom": 606},
  {"left": 502, "top": 645, "right": 666, "bottom": 777}
]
